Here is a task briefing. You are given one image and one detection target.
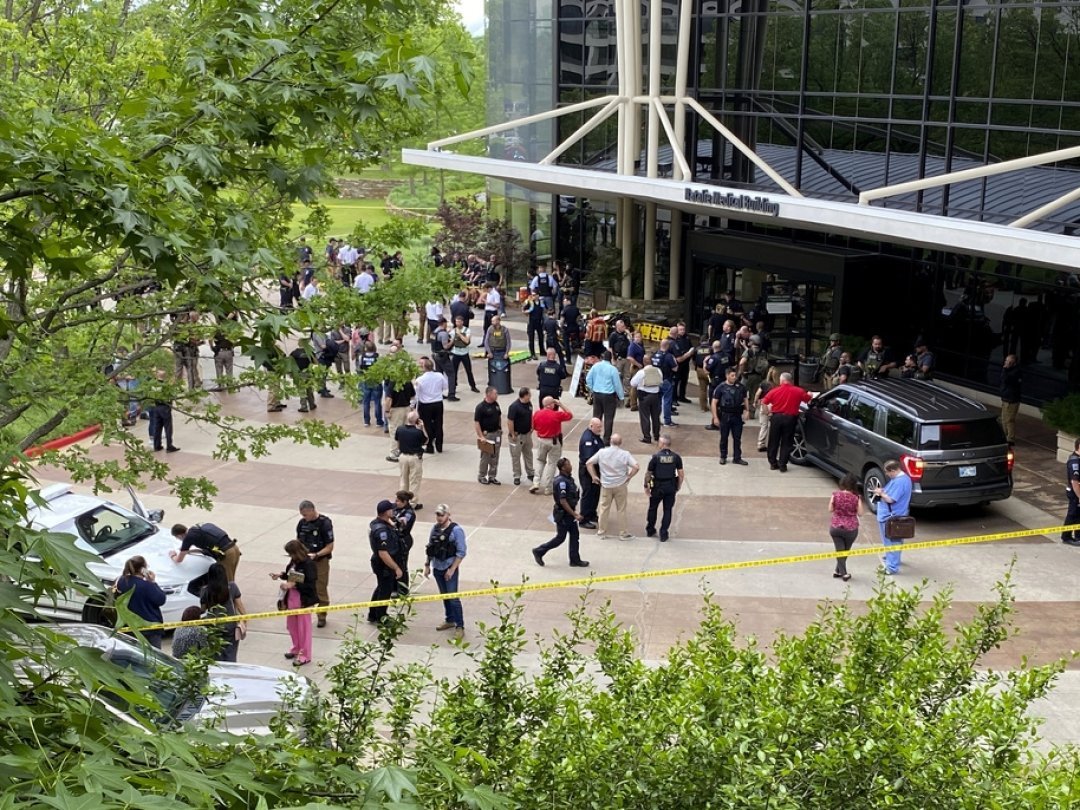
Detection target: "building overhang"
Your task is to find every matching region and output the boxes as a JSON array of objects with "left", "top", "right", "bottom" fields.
[{"left": 403, "top": 149, "right": 1080, "bottom": 274}]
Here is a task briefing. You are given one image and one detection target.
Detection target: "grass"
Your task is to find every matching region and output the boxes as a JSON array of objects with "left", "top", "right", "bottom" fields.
[{"left": 289, "top": 199, "right": 396, "bottom": 239}]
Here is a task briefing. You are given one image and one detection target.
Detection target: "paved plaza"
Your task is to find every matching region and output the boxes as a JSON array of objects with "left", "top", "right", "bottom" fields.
[{"left": 38, "top": 307, "right": 1080, "bottom": 746}]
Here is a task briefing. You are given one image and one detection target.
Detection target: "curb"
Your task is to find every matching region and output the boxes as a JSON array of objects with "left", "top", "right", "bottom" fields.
[{"left": 25, "top": 425, "right": 101, "bottom": 459}]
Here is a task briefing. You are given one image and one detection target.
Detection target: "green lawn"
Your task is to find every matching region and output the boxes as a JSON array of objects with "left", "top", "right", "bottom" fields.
[{"left": 289, "top": 199, "right": 395, "bottom": 239}]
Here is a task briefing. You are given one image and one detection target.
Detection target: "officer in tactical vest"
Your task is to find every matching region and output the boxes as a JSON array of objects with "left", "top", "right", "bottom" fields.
[
  {"left": 645, "top": 435, "right": 685, "bottom": 542},
  {"left": 820, "top": 333, "right": 844, "bottom": 389},
  {"left": 431, "top": 316, "right": 454, "bottom": 393},
  {"left": 739, "top": 334, "right": 770, "bottom": 417},
  {"left": 711, "top": 367, "right": 750, "bottom": 465},
  {"left": 857, "top": 335, "right": 896, "bottom": 380},
  {"left": 1063, "top": 437, "right": 1080, "bottom": 547},
  {"left": 536, "top": 347, "right": 568, "bottom": 401},
  {"left": 532, "top": 457, "right": 590, "bottom": 567},
  {"left": 424, "top": 505, "right": 467, "bottom": 633},
  {"left": 367, "top": 500, "right": 403, "bottom": 624},
  {"left": 702, "top": 340, "right": 727, "bottom": 431}
]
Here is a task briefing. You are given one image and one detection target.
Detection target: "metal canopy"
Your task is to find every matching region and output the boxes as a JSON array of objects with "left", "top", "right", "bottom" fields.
[{"left": 402, "top": 148, "right": 1080, "bottom": 273}]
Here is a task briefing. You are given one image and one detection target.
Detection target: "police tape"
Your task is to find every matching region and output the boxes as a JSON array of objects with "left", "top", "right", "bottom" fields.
[{"left": 121, "top": 523, "right": 1078, "bottom": 634}]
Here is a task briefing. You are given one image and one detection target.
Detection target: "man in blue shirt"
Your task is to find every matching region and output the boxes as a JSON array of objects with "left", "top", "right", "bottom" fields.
[
  {"left": 424, "top": 504, "right": 467, "bottom": 635},
  {"left": 873, "top": 459, "right": 912, "bottom": 575},
  {"left": 586, "top": 351, "right": 624, "bottom": 445}
]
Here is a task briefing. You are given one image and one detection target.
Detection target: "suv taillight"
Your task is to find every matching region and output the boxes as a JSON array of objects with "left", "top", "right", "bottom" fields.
[
  {"left": 1006, "top": 448, "right": 1015, "bottom": 473},
  {"left": 901, "top": 454, "right": 924, "bottom": 481}
]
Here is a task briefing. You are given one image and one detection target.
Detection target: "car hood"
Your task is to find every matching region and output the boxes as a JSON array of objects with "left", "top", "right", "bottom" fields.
[
  {"left": 199, "top": 662, "right": 313, "bottom": 735},
  {"left": 84, "top": 529, "right": 210, "bottom": 588}
]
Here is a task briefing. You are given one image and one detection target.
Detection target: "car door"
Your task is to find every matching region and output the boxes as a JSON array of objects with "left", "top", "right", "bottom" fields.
[
  {"left": 803, "top": 389, "right": 852, "bottom": 467},
  {"left": 838, "top": 395, "right": 881, "bottom": 474}
]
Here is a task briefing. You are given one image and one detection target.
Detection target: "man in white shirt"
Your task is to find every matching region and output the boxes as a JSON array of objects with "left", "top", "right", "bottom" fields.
[
  {"left": 483, "top": 284, "right": 502, "bottom": 335},
  {"left": 586, "top": 434, "right": 640, "bottom": 540},
  {"left": 424, "top": 301, "right": 445, "bottom": 343},
  {"left": 353, "top": 265, "right": 375, "bottom": 293},
  {"left": 630, "top": 353, "right": 664, "bottom": 444},
  {"left": 301, "top": 277, "right": 319, "bottom": 301},
  {"left": 414, "top": 356, "right": 449, "bottom": 454}
]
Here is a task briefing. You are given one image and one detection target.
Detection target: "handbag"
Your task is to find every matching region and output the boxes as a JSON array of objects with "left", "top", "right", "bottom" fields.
[{"left": 884, "top": 515, "right": 916, "bottom": 540}]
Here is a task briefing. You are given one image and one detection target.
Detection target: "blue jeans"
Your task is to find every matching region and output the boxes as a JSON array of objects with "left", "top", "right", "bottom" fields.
[
  {"left": 879, "top": 520, "right": 903, "bottom": 573},
  {"left": 433, "top": 565, "right": 463, "bottom": 627},
  {"left": 660, "top": 379, "right": 674, "bottom": 423},
  {"left": 360, "top": 382, "right": 383, "bottom": 426}
]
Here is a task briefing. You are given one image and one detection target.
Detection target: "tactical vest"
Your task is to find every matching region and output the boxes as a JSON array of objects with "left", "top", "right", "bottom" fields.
[
  {"left": 489, "top": 328, "right": 507, "bottom": 350},
  {"left": 425, "top": 521, "right": 460, "bottom": 561}
]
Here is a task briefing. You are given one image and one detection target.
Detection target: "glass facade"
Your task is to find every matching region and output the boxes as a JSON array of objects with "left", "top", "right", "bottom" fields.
[{"left": 485, "top": 0, "right": 1080, "bottom": 401}]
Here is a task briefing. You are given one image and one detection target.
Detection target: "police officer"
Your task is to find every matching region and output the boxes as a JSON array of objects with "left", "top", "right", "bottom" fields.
[
  {"left": 536, "top": 347, "right": 568, "bottom": 401},
  {"left": 738, "top": 334, "right": 770, "bottom": 417},
  {"left": 367, "top": 499, "right": 403, "bottom": 624},
  {"left": 393, "top": 490, "right": 418, "bottom": 593},
  {"left": 532, "top": 457, "right": 590, "bottom": 568},
  {"left": 820, "top": 333, "right": 844, "bottom": 388},
  {"left": 645, "top": 435, "right": 684, "bottom": 542},
  {"left": 577, "top": 417, "right": 604, "bottom": 529},
  {"left": 169, "top": 522, "right": 242, "bottom": 583},
  {"left": 711, "top": 367, "right": 750, "bottom": 465},
  {"left": 857, "top": 335, "right": 896, "bottom": 380},
  {"left": 1063, "top": 437, "right": 1080, "bottom": 547},
  {"left": 295, "top": 500, "right": 335, "bottom": 627},
  {"left": 702, "top": 340, "right": 726, "bottom": 431}
]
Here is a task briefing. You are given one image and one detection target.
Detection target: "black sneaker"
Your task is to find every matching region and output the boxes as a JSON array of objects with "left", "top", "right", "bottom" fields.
[
  {"left": 514, "top": 477, "right": 521, "bottom": 485},
  {"left": 532, "top": 549, "right": 545, "bottom": 566},
  {"left": 569, "top": 560, "right": 590, "bottom": 567},
  {"left": 718, "top": 458, "right": 727, "bottom": 465},
  {"left": 646, "top": 528, "right": 656, "bottom": 537},
  {"left": 579, "top": 521, "right": 598, "bottom": 529},
  {"left": 733, "top": 459, "right": 748, "bottom": 466},
  {"left": 478, "top": 477, "right": 490, "bottom": 485},
  {"left": 489, "top": 478, "right": 502, "bottom": 486},
  {"left": 705, "top": 424, "right": 718, "bottom": 431},
  {"left": 446, "top": 396, "right": 460, "bottom": 402},
  {"left": 166, "top": 446, "right": 181, "bottom": 453}
]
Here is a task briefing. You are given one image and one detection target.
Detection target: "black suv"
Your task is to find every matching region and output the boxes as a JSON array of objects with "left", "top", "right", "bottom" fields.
[{"left": 791, "top": 378, "right": 1013, "bottom": 512}]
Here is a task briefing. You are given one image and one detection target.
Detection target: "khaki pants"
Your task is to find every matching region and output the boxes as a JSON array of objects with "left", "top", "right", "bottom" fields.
[
  {"left": 221, "top": 544, "right": 241, "bottom": 584},
  {"left": 399, "top": 454, "right": 423, "bottom": 500},
  {"left": 696, "top": 367, "right": 712, "bottom": 412},
  {"left": 616, "top": 358, "right": 630, "bottom": 403},
  {"left": 757, "top": 408, "right": 770, "bottom": 450},
  {"left": 534, "top": 437, "right": 559, "bottom": 494},
  {"left": 508, "top": 432, "right": 535, "bottom": 480},
  {"left": 386, "top": 407, "right": 408, "bottom": 457},
  {"left": 1001, "top": 400, "right": 1019, "bottom": 443},
  {"left": 598, "top": 482, "right": 629, "bottom": 536},
  {"left": 314, "top": 557, "right": 330, "bottom": 620},
  {"left": 478, "top": 431, "right": 502, "bottom": 480}
]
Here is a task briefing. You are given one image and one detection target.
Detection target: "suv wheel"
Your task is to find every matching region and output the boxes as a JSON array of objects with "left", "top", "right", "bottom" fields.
[
  {"left": 82, "top": 594, "right": 117, "bottom": 628},
  {"left": 789, "top": 426, "right": 810, "bottom": 466},
  {"left": 862, "top": 466, "right": 885, "bottom": 515}
]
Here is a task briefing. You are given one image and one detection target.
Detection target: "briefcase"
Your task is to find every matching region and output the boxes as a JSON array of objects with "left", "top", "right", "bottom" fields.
[{"left": 885, "top": 515, "right": 916, "bottom": 540}]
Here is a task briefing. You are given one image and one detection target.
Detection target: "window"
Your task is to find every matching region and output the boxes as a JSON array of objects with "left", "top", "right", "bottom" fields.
[
  {"left": 74, "top": 507, "right": 155, "bottom": 557},
  {"left": 885, "top": 410, "right": 917, "bottom": 447},
  {"left": 818, "top": 390, "right": 851, "bottom": 419},
  {"left": 919, "top": 419, "right": 1006, "bottom": 451},
  {"left": 848, "top": 397, "right": 879, "bottom": 431}
]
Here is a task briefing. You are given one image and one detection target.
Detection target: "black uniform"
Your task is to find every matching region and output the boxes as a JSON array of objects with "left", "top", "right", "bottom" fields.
[
  {"left": 537, "top": 359, "right": 568, "bottom": 401},
  {"left": 393, "top": 505, "right": 417, "bottom": 592},
  {"left": 542, "top": 315, "right": 563, "bottom": 363},
  {"left": 713, "top": 380, "right": 749, "bottom": 463},
  {"left": 179, "top": 523, "right": 235, "bottom": 559},
  {"left": 533, "top": 472, "right": 585, "bottom": 564},
  {"left": 646, "top": 447, "right": 683, "bottom": 541},
  {"left": 578, "top": 427, "right": 604, "bottom": 524},
  {"left": 525, "top": 299, "right": 546, "bottom": 357},
  {"left": 672, "top": 333, "right": 693, "bottom": 401},
  {"left": 1063, "top": 452, "right": 1080, "bottom": 545},
  {"left": 367, "top": 517, "right": 401, "bottom": 623},
  {"left": 297, "top": 513, "right": 335, "bottom": 621}
]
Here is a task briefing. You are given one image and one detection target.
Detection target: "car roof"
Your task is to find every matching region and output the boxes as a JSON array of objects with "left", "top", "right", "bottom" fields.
[{"left": 837, "top": 378, "right": 993, "bottom": 422}]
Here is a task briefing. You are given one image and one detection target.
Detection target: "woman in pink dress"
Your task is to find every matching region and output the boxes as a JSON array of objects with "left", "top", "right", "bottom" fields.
[{"left": 829, "top": 473, "right": 864, "bottom": 581}]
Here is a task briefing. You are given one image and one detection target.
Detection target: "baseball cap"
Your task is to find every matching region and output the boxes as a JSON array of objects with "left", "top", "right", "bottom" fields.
[
  {"left": 376, "top": 499, "right": 395, "bottom": 514},
  {"left": 829, "top": 333, "right": 841, "bottom": 341},
  {"left": 435, "top": 503, "right": 451, "bottom": 516},
  {"left": 749, "top": 334, "right": 762, "bottom": 345}
]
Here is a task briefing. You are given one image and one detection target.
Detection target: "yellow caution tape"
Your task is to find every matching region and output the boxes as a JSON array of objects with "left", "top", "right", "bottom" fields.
[{"left": 122, "top": 523, "right": 1078, "bottom": 634}]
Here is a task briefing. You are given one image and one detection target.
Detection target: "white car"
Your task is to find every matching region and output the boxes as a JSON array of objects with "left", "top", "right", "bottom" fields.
[
  {"left": 49, "top": 625, "right": 314, "bottom": 735},
  {"left": 25, "top": 483, "right": 213, "bottom": 624}
]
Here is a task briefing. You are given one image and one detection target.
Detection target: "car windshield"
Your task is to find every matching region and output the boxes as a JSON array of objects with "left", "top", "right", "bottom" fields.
[
  {"left": 919, "top": 419, "right": 1006, "bottom": 450},
  {"left": 94, "top": 641, "right": 206, "bottom": 725},
  {"left": 73, "top": 506, "right": 156, "bottom": 557}
]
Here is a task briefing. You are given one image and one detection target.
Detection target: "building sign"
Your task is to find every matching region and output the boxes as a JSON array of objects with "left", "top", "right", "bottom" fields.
[{"left": 684, "top": 188, "right": 780, "bottom": 217}]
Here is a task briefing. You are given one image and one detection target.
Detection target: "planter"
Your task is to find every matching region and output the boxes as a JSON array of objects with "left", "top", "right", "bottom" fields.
[{"left": 1057, "top": 430, "right": 1079, "bottom": 464}]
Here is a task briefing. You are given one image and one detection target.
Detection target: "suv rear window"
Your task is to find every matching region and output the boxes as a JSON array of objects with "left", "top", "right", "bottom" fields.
[{"left": 919, "top": 419, "right": 1006, "bottom": 450}]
